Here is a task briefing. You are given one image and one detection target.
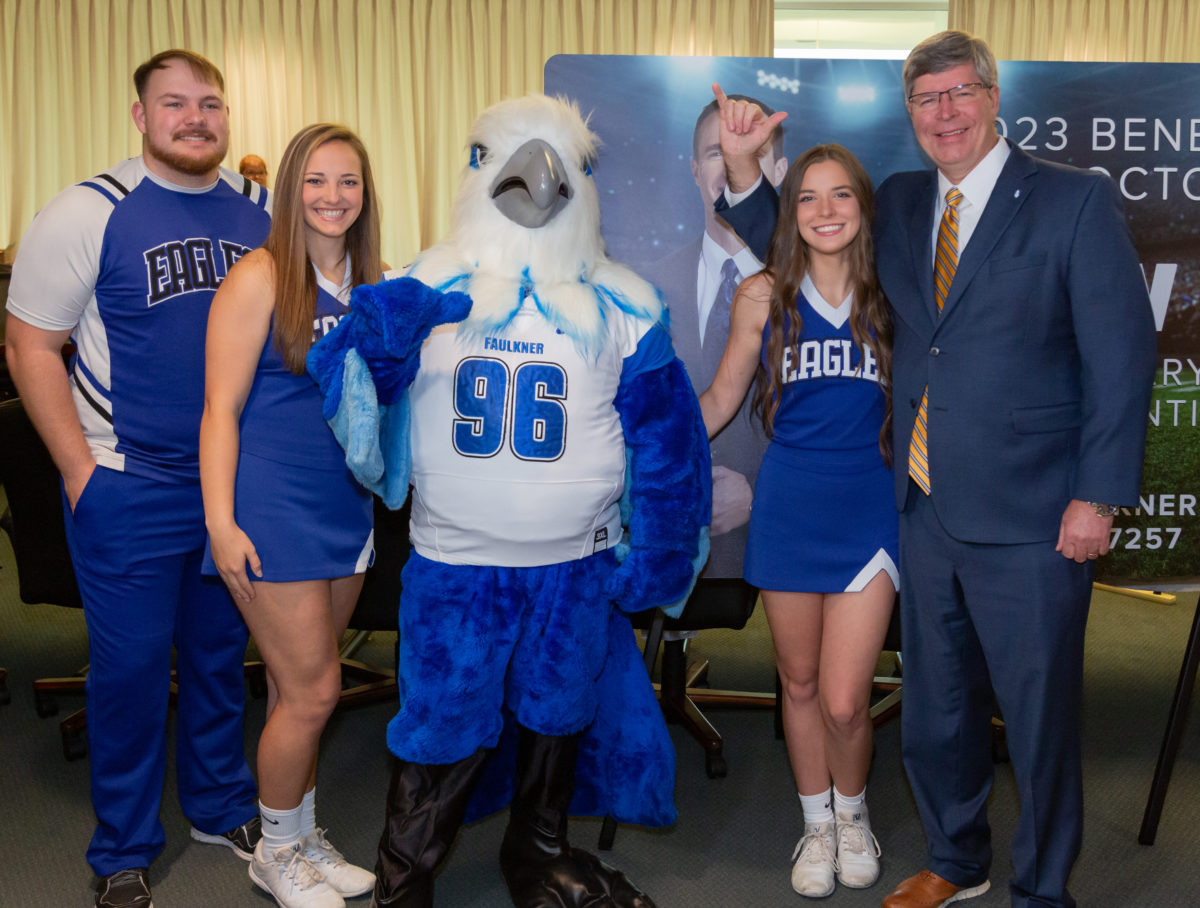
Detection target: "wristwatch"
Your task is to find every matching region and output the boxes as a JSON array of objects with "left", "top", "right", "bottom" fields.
[{"left": 1088, "top": 501, "right": 1119, "bottom": 517}]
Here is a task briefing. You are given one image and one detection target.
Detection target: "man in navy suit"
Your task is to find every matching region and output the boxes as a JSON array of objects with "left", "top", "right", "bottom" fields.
[
  {"left": 715, "top": 31, "right": 1156, "bottom": 908},
  {"left": 645, "top": 94, "right": 786, "bottom": 577}
]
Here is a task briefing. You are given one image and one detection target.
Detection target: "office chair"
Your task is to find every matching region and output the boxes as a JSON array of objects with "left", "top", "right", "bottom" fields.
[
  {"left": 629, "top": 578, "right": 764, "bottom": 780},
  {"left": 597, "top": 578, "right": 762, "bottom": 850},
  {"left": 0, "top": 395, "right": 88, "bottom": 758},
  {"left": 1, "top": 341, "right": 16, "bottom": 704},
  {"left": 870, "top": 593, "right": 904, "bottom": 727},
  {"left": 336, "top": 495, "right": 409, "bottom": 707}
]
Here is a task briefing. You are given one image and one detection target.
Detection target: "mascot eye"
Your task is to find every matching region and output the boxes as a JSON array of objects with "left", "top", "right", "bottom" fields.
[
  {"left": 470, "top": 144, "right": 489, "bottom": 169},
  {"left": 582, "top": 158, "right": 593, "bottom": 177}
]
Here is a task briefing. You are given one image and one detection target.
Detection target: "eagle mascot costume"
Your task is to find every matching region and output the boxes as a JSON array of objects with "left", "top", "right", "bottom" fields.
[{"left": 308, "top": 95, "right": 711, "bottom": 908}]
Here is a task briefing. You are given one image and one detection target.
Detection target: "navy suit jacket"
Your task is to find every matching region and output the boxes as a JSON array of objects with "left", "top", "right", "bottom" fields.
[{"left": 719, "top": 141, "right": 1157, "bottom": 544}]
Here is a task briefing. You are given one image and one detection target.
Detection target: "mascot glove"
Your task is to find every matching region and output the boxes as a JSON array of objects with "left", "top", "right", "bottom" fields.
[
  {"left": 307, "top": 315, "right": 354, "bottom": 421},
  {"left": 605, "top": 546, "right": 696, "bottom": 614},
  {"left": 347, "top": 276, "right": 473, "bottom": 404}
]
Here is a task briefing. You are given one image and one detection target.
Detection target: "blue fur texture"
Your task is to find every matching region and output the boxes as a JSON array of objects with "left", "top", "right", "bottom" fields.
[
  {"left": 606, "top": 357, "right": 713, "bottom": 613},
  {"left": 329, "top": 350, "right": 383, "bottom": 484},
  {"left": 307, "top": 276, "right": 469, "bottom": 507},
  {"left": 570, "top": 610, "right": 677, "bottom": 825},
  {"left": 466, "top": 610, "right": 676, "bottom": 827},
  {"left": 307, "top": 275, "right": 472, "bottom": 409},
  {"left": 387, "top": 552, "right": 614, "bottom": 763},
  {"left": 312, "top": 348, "right": 413, "bottom": 509},
  {"left": 388, "top": 553, "right": 676, "bottom": 827},
  {"left": 347, "top": 276, "right": 472, "bottom": 403}
]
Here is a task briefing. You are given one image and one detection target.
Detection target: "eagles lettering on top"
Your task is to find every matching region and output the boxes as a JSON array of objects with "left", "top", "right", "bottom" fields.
[
  {"left": 147, "top": 250, "right": 352, "bottom": 340},
  {"left": 314, "top": 312, "right": 348, "bottom": 339},
  {"left": 782, "top": 338, "right": 881, "bottom": 384},
  {"left": 144, "top": 237, "right": 252, "bottom": 305}
]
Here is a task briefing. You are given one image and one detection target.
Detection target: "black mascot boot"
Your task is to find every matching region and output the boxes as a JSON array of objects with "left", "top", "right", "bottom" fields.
[
  {"left": 370, "top": 750, "right": 491, "bottom": 907},
  {"left": 499, "top": 728, "right": 656, "bottom": 908}
]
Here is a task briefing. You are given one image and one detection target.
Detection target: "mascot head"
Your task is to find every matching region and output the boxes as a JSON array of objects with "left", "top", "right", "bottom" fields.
[
  {"left": 451, "top": 94, "right": 604, "bottom": 283},
  {"left": 411, "top": 94, "right": 661, "bottom": 355}
]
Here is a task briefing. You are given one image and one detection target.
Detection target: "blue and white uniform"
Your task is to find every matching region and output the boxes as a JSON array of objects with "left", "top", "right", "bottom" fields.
[
  {"left": 745, "top": 274, "right": 899, "bottom": 593},
  {"left": 206, "top": 261, "right": 374, "bottom": 581},
  {"left": 6, "top": 157, "right": 270, "bottom": 876}
]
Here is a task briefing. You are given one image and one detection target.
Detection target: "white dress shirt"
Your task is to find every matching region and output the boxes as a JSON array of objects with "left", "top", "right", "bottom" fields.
[
  {"left": 696, "top": 232, "right": 762, "bottom": 345},
  {"left": 932, "top": 137, "right": 1011, "bottom": 265}
]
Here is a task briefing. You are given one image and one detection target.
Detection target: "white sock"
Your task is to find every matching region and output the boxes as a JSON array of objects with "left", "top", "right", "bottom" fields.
[
  {"left": 833, "top": 785, "right": 869, "bottom": 823},
  {"left": 300, "top": 787, "right": 317, "bottom": 838},
  {"left": 798, "top": 788, "right": 834, "bottom": 826},
  {"left": 260, "top": 800, "right": 302, "bottom": 854}
]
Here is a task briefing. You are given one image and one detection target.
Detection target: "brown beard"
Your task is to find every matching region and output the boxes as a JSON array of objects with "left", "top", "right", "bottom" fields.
[{"left": 145, "top": 131, "right": 227, "bottom": 177}]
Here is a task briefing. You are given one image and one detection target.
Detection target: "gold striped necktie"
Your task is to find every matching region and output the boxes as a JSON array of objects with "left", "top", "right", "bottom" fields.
[{"left": 908, "top": 187, "right": 963, "bottom": 494}]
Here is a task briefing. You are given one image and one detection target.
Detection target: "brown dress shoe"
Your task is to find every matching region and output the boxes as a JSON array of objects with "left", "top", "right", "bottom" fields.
[{"left": 882, "top": 869, "right": 990, "bottom": 908}]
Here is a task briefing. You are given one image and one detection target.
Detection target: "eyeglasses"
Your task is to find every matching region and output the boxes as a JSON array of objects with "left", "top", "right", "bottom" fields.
[{"left": 907, "top": 82, "right": 991, "bottom": 111}]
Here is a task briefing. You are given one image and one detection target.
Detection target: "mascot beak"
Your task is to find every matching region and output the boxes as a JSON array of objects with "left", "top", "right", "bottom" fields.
[{"left": 490, "top": 138, "right": 573, "bottom": 228}]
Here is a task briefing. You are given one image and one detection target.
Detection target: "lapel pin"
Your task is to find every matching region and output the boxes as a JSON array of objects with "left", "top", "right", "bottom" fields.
[{"left": 1014, "top": 189, "right": 1021, "bottom": 198}]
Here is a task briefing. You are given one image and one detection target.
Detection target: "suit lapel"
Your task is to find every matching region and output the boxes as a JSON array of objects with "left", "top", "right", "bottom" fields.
[
  {"left": 940, "top": 143, "right": 1037, "bottom": 320},
  {"left": 907, "top": 172, "right": 939, "bottom": 325}
]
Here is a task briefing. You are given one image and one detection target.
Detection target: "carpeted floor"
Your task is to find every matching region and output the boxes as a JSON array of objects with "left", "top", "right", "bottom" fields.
[{"left": 1, "top": 499, "right": 1199, "bottom": 906}]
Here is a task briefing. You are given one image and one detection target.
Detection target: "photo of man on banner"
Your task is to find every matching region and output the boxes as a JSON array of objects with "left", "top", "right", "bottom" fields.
[{"left": 645, "top": 93, "right": 787, "bottom": 577}]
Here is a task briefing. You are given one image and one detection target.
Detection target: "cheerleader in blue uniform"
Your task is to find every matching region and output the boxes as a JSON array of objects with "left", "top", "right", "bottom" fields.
[
  {"left": 200, "top": 124, "right": 381, "bottom": 908},
  {"left": 699, "top": 143, "right": 897, "bottom": 900}
]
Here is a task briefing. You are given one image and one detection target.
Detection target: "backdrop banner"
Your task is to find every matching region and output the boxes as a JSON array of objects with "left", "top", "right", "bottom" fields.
[{"left": 545, "top": 54, "right": 1200, "bottom": 587}]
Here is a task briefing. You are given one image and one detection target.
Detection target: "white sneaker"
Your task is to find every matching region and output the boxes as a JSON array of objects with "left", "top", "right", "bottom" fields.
[
  {"left": 249, "top": 840, "right": 346, "bottom": 908},
  {"left": 835, "top": 806, "right": 881, "bottom": 888},
  {"left": 302, "top": 828, "right": 375, "bottom": 897},
  {"left": 790, "top": 821, "right": 838, "bottom": 898}
]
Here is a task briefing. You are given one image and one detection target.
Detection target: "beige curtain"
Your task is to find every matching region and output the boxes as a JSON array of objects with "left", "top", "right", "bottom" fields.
[
  {"left": 1, "top": 0, "right": 771, "bottom": 266},
  {"left": 949, "top": 0, "right": 1200, "bottom": 62}
]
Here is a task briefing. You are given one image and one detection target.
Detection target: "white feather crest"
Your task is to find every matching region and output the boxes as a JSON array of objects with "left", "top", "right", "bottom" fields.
[
  {"left": 409, "top": 93, "right": 664, "bottom": 356},
  {"left": 451, "top": 94, "right": 603, "bottom": 283}
]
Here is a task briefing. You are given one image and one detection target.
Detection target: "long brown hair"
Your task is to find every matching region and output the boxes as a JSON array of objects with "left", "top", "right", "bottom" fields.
[
  {"left": 265, "top": 123, "right": 383, "bottom": 374},
  {"left": 751, "top": 143, "right": 893, "bottom": 463}
]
